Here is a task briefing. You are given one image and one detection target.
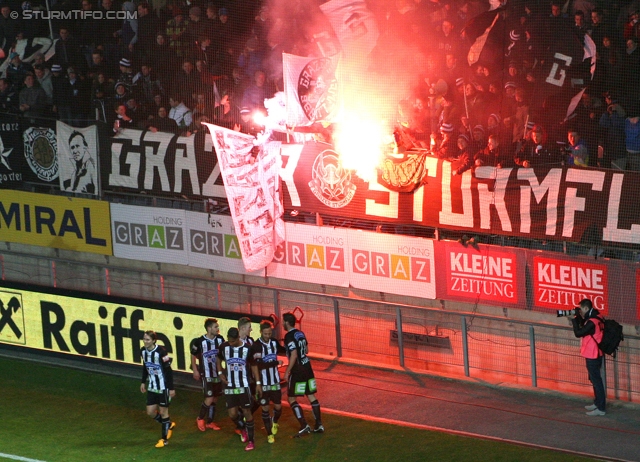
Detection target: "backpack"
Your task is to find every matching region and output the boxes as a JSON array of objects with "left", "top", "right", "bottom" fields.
[{"left": 592, "top": 316, "right": 624, "bottom": 358}]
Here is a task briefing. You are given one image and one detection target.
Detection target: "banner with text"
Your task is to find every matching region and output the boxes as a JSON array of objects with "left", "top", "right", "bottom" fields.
[
  {"left": 0, "top": 190, "right": 111, "bottom": 255},
  {"left": 0, "top": 282, "right": 267, "bottom": 372}
]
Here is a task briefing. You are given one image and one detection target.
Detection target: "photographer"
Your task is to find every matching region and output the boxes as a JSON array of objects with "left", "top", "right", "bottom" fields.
[{"left": 571, "top": 299, "right": 606, "bottom": 416}]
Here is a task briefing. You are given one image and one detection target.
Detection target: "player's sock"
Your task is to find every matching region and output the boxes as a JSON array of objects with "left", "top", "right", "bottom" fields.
[
  {"left": 245, "top": 419, "right": 255, "bottom": 442},
  {"left": 161, "top": 417, "right": 171, "bottom": 440},
  {"left": 261, "top": 410, "right": 272, "bottom": 434},
  {"left": 198, "top": 402, "right": 208, "bottom": 420},
  {"left": 233, "top": 414, "right": 245, "bottom": 430},
  {"left": 290, "top": 401, "right": 307, "bottom": 427},
  {"left": 251, "top": 398, "right": 260, "bottom": 415},
  {"left": 273, "top": 407, "right": 282, "bottom": 423},
  {"left": 154, "top": 412, "right": 163, "bottom": 423},
  {"left": 208, "top": 403, "right": 216, "bottom": 423},
  {"left": 310, "top": 399, "right": 322, "bottom": 425}
]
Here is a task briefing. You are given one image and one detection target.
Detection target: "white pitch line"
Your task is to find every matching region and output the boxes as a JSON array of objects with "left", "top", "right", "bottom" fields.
[{"left": 0, "top": 453, "right": 47, "bottom": 462}]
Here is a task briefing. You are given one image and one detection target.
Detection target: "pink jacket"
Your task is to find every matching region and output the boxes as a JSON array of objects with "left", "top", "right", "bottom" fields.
[{"left": 580, "top": 318, "right": 604, "bottom": 359}]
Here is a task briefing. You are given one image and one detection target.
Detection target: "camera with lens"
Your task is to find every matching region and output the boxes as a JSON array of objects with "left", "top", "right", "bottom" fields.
[{"left": 557, "top": 307, "right": 580, "bottom": 317}]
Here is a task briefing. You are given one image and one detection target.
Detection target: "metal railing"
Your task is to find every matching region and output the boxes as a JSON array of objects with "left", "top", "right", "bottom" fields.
[{"left": 1, "top": 249, "right": 639, "bottom": 403}]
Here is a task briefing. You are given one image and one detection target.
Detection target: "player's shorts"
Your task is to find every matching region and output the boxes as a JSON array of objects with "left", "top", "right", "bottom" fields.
[
  {"left": 224, "top": 387, "right": 253, "bottom": 409},
  {"left": 146, "top": 390, "right": 171, "bottom": 407},
  {"left": 202, "top": 377, "right": 223, "bottom": 398},
  {"left": 258, "top": 385, "right": 282, "bottom": 406},
  {"left": 288, "top": 370, "right": 317, "bottom": 397}
]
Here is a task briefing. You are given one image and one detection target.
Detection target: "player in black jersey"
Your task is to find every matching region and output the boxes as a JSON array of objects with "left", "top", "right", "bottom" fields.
[
  {"left": 140, "top": 330, "right": 176, "bottom": 448},
  {"left": 217, "top": 327, "right": 256, "bottom": 451},
  {"left": 283, "top": 312, "right": 324, "bottom": 437},
  {"left": 250, "top": 321, "right": 286, "bottom": 444},
  {"left": 238, "top": 316, "right": 261, "bottom": 416},
  {"left": 190, "top": 318, "right": 225, "bottom": 432}
]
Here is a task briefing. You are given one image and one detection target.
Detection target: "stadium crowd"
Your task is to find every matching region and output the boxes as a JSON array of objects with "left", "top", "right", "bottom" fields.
[{"left": 1, "top": 0, "right": 640, "bottom": 170}]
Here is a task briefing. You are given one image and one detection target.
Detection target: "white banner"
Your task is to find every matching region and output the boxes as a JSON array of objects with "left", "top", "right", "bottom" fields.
[
  {"left": 111, "top": 204, "right": 188, "bottom": 265},
  {"left": 56, "top": 122, "right": 99, "bottom": 195},
  {"left": 319, "top": 0, "right": 379, "bottom": 61},
  {"left": 346, "top": 229, "right": 436, "bottom": 299},
  {"left": 185, "top": 211, "right": 265, "bottom": 276},
  {"left": 266, "top": 222, "right": 349, "bottom": 287},
  {"left": 205, "top": 123, "right": 284, "bottom": 273},
  {"left": 283, "top": 53, "right": 340, "bottom": 127}
]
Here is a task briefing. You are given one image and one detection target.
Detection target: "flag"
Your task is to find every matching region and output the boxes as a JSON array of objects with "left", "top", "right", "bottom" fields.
[
  {"left": 319, "top": 0, "right": 379, "bottom": 61},
  {"left": 57, "top": 122, "right": 99, "bottom": 195},
  {"left": 204, "top": 123, "right": 284, "bottom": 272},
  {"left": 0, "top": 113, "right": 23, "bottom": 190},
  {"left": 467, "top": 12, "right": 500, "bottom": 66},
  {"left": 283, "top": 53, "right": 340, "bottom": 127}
]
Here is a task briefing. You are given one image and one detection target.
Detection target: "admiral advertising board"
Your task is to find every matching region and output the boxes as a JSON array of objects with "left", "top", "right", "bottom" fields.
[
  {"left": 0, "top": 190, "right": 111, "bottom": 255},
  {"left": 533, "top": 256, "right": 608, "bottom": 315},
  {"left": 0, "top": 281, "right": 267, "bottom": 372}
]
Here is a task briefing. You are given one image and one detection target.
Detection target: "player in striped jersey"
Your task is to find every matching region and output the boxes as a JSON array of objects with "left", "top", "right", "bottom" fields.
[
  {"left": 140, "top": 330, "right": 176, "bottom": 448},
  {"left": 238, "top": 316, "right": 261, "bottom": 416},
  {"left": 283, "top": 312, "right": 324, "bottom": 437},
  {"left": 217, "top": 327, "right": 256, "bottom": 451},
  {"left": 190, "top": 318, "right": 225, "bottom": 432},
  {"left": 250, "top": 321, "right": 285, "bottom": 444}
]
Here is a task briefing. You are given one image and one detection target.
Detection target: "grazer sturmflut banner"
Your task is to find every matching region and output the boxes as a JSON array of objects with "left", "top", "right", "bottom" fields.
[{"left": 103, "top": 131, "right": 640, "bottom": 246}]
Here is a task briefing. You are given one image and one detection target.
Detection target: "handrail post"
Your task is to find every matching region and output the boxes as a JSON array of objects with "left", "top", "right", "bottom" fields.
[
  {"left": 333, "top": 298, "right": 342, "bottom": 358},
  {"left": 529, "top": 325, "right": 537, "bottom": 387},
  {"left": 461, "top": 316, "right": 469, "bottom": 377},
  {"left": 396, "top": 307, "right": 404, "bottom": 368}
]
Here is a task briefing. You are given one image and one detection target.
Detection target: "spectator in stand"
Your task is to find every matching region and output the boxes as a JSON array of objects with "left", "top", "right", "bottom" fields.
[
  {"left": 514, "top": 124, "right": 559, "bottom": 168},
  {"left": 212, "top": 89, "right": 241, "bottom": 130},
  {"left": 574, "top": 10, "right": 588, "bottom": 35},
  {"left": 125, "top": 97, "right": 149, "bottom": 127},
  {"left": 113, "top": 103, "right": 136, "bottom": 133},
  {"left": 77, "top": 0, "right": 99, "bottom": 69},
  {"left": 624, "top": 10, "right": 640, "bottom": 41},
  {"left": 0, "top": 78, "right": 19, "bottom": 113},
  {"left": 166, "top": 8, "right": 190, "bottom": 60},
  {"left": 33, "top": 64, "right": 53, "bottom": 108},
  {"left": 187, "top": 7, "right": 207, "bottom": 47},
  {"left": 566, "top": 129, "right": 589, "bottom": 167},
  {"left": 194, "top": 36, "right": 216, "bottom": 71},
  {"left": 138, "top": 64, "right": 164, "bottom": 107},
  {"left": 241, "top": 70, "right": 268, "bottom": 112},
  {"left": 150, "top": 33, "right": 174, "bottom": 77},
  {"left": 589, "top": 7, "right": 611, "bottom": 55},
  {"left": 203, "top": 3, "right": 219, "bottom": 40},
  {"left": 87, "top": 49, "right": 113, "bottom": 83},
  {"left": 6, "top": 53, "right": 33, "bottom": 89},
  {"left": 625, "top": 108, "right": 640, "bottom": 171},
  {"left": 0, "top": 5, "right": 22, "bottom": 57},
  {"left": 116, "top": 58, "right": 136, "bottom": 89},
  {"left": 237, "top": 36, "right": 264, "bottom": 80},
  {"left": 599, "top": 100, "right": 627, "bottom": 168},
  {"left": 67, "top": 67, "right": 90, "bottom": 126},
  {"left": 136, "top": 2, "right": 160, "bottom": 64},
  {"left": 622, "top": 37, "right": 640, "bottom": 106},
  {"left": 469, "top": 124, "right": 486, "bottom": 153},
  {"left": 452, "top": 134, "right": 474, "bottom": 176},
  {"left": 98, "top": 0, "right": 122, "bottom": 65},
  {"left": 115, "top": 1, "right": 138, "bottom": 56},
  {"left": 475, "top": 134, "right": 510, "bottom": 168},
  {"left": 175, "top": 59, "right": 200, "bottom": 106},
  {"left": 145, "top": 106, "right": 179, "bottom": 134},
  {"left": 168, "top": 94, "right": 193, "bottom": 130},
  {"left": 53, "top": 27, "right": 84, "bottom": 74},
  {"left": 431, "top": 122, "right": 457, "bottom": 159},
  {"left": 113, "top": 81, "right": 131, "bottom": 104},
  {"left": 19, "top": 73, "right": 47, "bottom": 119}
]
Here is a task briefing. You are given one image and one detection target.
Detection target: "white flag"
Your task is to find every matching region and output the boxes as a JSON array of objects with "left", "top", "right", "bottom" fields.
[
  {"left": 56, "top": 121, "right": 99, "bottom": 195},
  {"left": 283, "top": 53, "right": 340, "bottom": 127},
  {"left": 319, "top": 0, "right": 379, "bottom": 60},
  {"left": 204, "top": 123, "right": 284, "bottom": 272}
]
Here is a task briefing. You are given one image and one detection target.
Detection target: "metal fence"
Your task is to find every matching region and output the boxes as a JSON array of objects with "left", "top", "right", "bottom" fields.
[{"left": 1, "top": 249, "right": 639, "bottom": 404}]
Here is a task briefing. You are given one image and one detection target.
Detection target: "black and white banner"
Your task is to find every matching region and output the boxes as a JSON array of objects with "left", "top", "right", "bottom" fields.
[
  {"left": 0, "top": 114, "right": 24, "bottom": 189},
  {"left": 57, "top": 122, "right": 99, "bottom": 195}
]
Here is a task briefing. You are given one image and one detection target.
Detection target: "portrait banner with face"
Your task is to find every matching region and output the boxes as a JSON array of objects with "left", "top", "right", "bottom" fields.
[{"left": 56, "top": 121, "right": 99, "bottom": 196}]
